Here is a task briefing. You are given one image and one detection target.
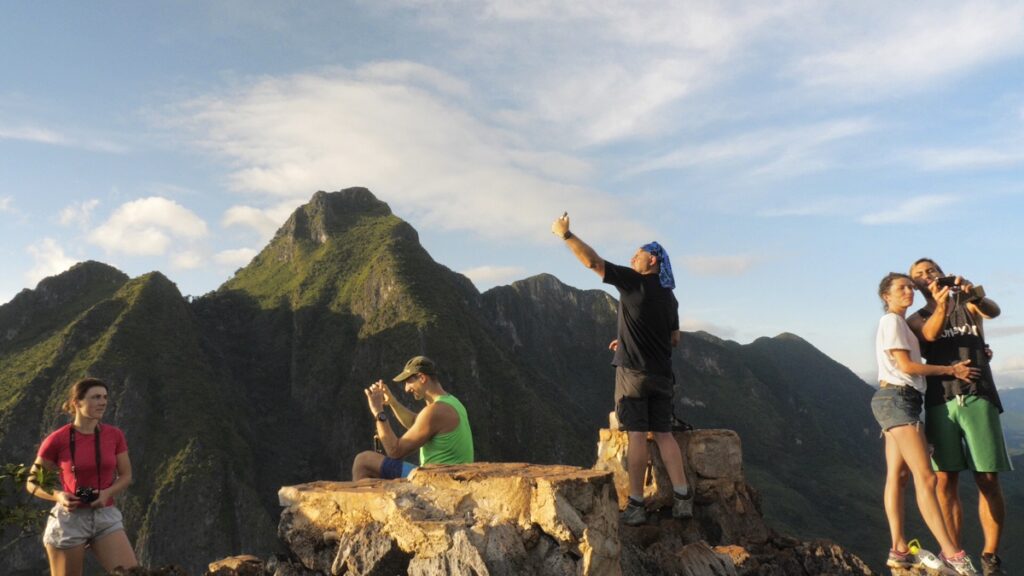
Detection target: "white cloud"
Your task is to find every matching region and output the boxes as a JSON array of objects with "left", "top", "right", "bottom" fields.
[
  {"left": 858, "top": 194, "right": 963, "bottom": 225},
  {"left": 25, "top": 238, "right": 77, "bottom": 286},
  {"left": 175, "top": 65, "right": 650, "bottom": 244},
  {"left": 222, "top": 201, "right": 302, "bottom": 241},
  {"left": 630, "top": 118, "right": 874, "bottom": 177},
  {"left": 171, "top": 251, "right": 204, "bottom": 270},
  {"left": 461, "top": 265, "right": 528, "bottom": 288},
  {"left": 794, "top": 2, "right": 1024, "bottom": 96},
  {"left": 910, "top": 146, "right": 1024, "bottom": 171},
  {"left": 679, "top": 254, "right": 759, "bottom": 277},
  {"left": 89, "top": 197, "right": 208, "bottom": 256},
  {"left": 759, "top": 196, "right": 864, "bottom": 218},
  {"left": 214, "top": 248, "right": 258, "bottom": 267},
  {"left": 0, "top": 124, "right": 124, "bottom": 153},
  {"left": 0, "top": 196, "right": 12, "bottom": 213},
  {"left": 59, "top": 199, "right": 100, "bottom": 228}
]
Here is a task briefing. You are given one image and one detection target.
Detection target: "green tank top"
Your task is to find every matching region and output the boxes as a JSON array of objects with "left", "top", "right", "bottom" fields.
[{"left": 420, "top": 395, "right": 474, "bottom": 466}]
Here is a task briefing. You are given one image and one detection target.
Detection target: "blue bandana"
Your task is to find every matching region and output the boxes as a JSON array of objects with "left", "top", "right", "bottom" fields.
[{"left": 641, "top": 241, "right": 675, "bottom": 289}]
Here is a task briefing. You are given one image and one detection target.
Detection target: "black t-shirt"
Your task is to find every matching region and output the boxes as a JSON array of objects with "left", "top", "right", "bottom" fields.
[
  {"left": 603, "top": 262, "right": 679, "bottom": 377},
  {"left": 917, "top": 299, "right": 1002, "bottom": 412}
]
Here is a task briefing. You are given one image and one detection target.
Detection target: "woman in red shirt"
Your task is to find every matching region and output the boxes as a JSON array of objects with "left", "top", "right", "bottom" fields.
[{"left": 26, "top": 378, "right": 138, "bottom": 575}]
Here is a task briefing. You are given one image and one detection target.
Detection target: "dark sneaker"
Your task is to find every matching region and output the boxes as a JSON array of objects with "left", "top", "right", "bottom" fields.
[
  {"left": 981, "top": 553, "right": 1006, "bottom": 576},
  {"left": 621, "top": 503, "right": 647, "bottom": 526},
  {"left": 887, "top": 549, "right": 915, "bottom": 569},
  {"left": 940, "top": 551, "right": 979, "bottom": 576},
  {"left": 672, "top": 495, "right": 693, "bottom": 519}
]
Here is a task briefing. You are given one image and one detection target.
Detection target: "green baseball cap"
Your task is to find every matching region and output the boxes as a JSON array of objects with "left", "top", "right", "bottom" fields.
[{"left": 392, "top": 356, "right": 437, "bottom": 382}]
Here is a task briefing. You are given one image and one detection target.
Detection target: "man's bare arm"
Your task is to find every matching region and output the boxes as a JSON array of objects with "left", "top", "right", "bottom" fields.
[{"left": 551, "top": 213, "right": 605, "bottom": 278}]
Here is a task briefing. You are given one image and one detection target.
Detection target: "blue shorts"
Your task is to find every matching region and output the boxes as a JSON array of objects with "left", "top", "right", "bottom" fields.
[
  {"left": 380, "top": 458, "right": 416, "bottom": 479},
  {"left": 871, "top": 385, "right": 923, "bottom": 432}
]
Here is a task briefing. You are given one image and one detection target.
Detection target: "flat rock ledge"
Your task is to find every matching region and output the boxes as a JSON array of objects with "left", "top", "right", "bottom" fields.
[{"left": 275, "top": 462, "right": 621, "bottom": 576}]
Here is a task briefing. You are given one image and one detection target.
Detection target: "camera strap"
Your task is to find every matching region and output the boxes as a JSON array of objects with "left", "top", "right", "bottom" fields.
[{"left": 69, "top": 424, "right": 102, "bottom": 489}]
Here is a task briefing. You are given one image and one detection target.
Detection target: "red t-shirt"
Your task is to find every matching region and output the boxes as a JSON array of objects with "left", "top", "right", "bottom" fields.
[{"left": 38, "top": 424, "right": 128, "bottom": 507}]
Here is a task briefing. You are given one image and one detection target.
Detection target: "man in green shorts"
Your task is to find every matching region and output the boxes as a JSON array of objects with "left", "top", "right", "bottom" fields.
[
  {"left": 351, "top": 356, "right": 474, "bottom": 480},
  {"left": 908, "top": 258, "right": 1012, "bottom": 576}
]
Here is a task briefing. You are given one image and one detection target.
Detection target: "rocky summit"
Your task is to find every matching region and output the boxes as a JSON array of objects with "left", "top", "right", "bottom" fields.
[{"left": 1, "top": 188, "right": 1020, "bottom": 574}]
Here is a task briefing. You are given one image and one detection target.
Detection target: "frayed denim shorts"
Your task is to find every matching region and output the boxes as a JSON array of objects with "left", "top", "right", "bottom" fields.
[{"left": 871, "top": 385, "right": 923, "bottom": 432}]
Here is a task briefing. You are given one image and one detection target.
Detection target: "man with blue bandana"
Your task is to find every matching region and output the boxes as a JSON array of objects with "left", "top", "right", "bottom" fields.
[{"left": 552, "top": 212, "right": 691, "bottom": 525}]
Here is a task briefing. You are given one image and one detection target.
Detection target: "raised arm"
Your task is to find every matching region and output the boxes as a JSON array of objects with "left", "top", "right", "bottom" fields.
[
  {"left": 371, "top": 381, "right": 417, "bottom": 429},
  {"left": 378, "top": 403, "right": 458, "bottom": 460},
  {"left": 551, "top": 213, "right": 605, "bottom": 278}
]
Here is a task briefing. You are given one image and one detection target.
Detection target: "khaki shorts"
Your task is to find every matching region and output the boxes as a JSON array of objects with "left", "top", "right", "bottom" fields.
[{"left": 43, "top": 504, "right": 125, "bottom": 549}]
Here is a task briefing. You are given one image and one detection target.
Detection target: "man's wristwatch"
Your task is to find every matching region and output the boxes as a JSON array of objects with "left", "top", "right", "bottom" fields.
[
  {"left": 375, "top": 412, "right": 388, "bottom": 422},
  {"left": 561, "top": 230, "right": 573, "bottom": 240}
]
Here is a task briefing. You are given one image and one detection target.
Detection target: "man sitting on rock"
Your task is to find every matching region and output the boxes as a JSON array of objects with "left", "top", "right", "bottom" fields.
[{"left": 351, "top": 356, "right": 474, "bottom": 480}]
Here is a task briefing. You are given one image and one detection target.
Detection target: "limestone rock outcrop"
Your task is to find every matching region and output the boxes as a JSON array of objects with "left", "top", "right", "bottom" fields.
[{"left": 276, "top": 463, "right": 620, "bottom": 575}]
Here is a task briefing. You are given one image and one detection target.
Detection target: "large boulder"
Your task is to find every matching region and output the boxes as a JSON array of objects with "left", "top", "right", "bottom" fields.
[
  {"left": 595, "top": 422, "right": 769, "bottom": 546},
  {"left": 276, "top": 462, "right": 621, "bottom": 576}
]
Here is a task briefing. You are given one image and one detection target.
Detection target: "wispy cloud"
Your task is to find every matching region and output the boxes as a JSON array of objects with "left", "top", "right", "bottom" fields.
[
  {"left": 858, "top": 194, "right": 963, "bottom": 225},
  {"left": 679, "top": 254, "right": 759, "bottom": 277},
  {"left": 59, "top": 199, "right": 100, "bottom": 228},
  {"left": 0, "top": 124, "right": 125, "bottom": 153},
  {"left": 0, "top": 196, "right": 12, "bottom": 213},
  {"left": 794, "top": 2, "right": 1024, "bottom": 97},
  {"left": 214, "top": 248, "right": 258, "bottom": 268},
  {"left": 910, "top": 146, "right": 1024, "bottom": 171},
  {"left": 222, "top": 201, "right": 303, "bottom": 242},
  {"left": 89, "top": 197, "right": 208, "bottom": 256},
  {"left": 25, "top": 238, "right": 77, "bottom": 286},
  {"left": 173, "top": 64, "right": 650, "bottom": 244},
  {"left": 461, "top": 265, "right": 528, "bottom": 288},
  {"left": 759, "top": 196, "right": 866, "bottom": 218},
  {"left": 629, "top": 118, "right": 874, "bottom": 177}
]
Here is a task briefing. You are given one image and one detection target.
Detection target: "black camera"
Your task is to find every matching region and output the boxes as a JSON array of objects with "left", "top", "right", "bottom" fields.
[
  {"left": 936, "top": 276, "right": 958, "bottom": 287},
  {"left": 75, "top": 487, "right": 99, "bottom": 503}
]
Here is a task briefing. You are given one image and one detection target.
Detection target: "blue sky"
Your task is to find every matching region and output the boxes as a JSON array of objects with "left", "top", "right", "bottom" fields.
[{"left": 3, "top": 1, "right": 1024, "bottom": 387}]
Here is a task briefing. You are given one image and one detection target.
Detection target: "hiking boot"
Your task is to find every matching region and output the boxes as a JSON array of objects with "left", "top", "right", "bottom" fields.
[
  {"left": 886, "top": 549, "right": 916, "bottom": 569},
  {"left": 670, "top": 485, "right": 693, "bottom": 519},
  {"left": 940, "top": 551, "right": 979, "bottom": 576},
  {"left": 981, "top": 553, "right": 1006, "bottom": 576},
  {"left": 672, "top": 495, "right": 693, "bottom": 519},
  {"left": 621, "top": 503, "right": 647, "bottom": 526}
]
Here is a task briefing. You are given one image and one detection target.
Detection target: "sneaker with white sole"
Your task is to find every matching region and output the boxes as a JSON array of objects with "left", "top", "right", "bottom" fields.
[
  {"left": 940, "top": 551, "right": 979, "bottom": 576},
  {"left": 887, "top": 549, "right": 916, "bottom": 569}
]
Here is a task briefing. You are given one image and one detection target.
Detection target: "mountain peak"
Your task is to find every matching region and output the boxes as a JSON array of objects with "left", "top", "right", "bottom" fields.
[{"left": 277, "top": 187, "right": 393, "bottom": 245}]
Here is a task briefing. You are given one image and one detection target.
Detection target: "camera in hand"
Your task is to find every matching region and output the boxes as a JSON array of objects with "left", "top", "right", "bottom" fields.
[
  {"left": 75, "top": 486, "right": 99, "bottom": 503},
  {"left": 936, "top": 276, "right": 958, "bottom": 287}
]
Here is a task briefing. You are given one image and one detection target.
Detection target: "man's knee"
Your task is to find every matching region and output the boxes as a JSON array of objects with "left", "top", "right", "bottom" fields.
[
  {"left": 936, "top": 471, "right": 958, "bottom": 494},
  {"left": 974, "top": 472, "right": 1001, "bottom": 495},
  {"left": 352, "top": 451, "right": 382, "bottom": 480}
]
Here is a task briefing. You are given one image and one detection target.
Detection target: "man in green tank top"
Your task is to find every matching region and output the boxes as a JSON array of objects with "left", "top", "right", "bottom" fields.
[{"left": 352, "top": 356, "right": 474, "bottom": 480}]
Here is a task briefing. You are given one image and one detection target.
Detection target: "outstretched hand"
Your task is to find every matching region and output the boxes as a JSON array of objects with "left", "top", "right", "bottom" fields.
[
  {"left": 951, "top": 360, "right": 981, "bottom": 382},
  {"left": 551, "top": 212, "right": 570, "bottom": 238},
  {"left": 368, "top": 380, "right": 394, "bottom": 406}
]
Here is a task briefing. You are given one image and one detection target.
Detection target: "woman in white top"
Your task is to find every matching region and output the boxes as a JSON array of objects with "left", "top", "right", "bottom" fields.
[{"left": 873, "top": 273, "right": 978, "bottom": 574}]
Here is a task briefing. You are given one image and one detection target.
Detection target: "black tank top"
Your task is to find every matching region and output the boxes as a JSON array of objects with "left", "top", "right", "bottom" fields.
[{"left": 916, "top": 296, "right": 1002, "bottom": 412}]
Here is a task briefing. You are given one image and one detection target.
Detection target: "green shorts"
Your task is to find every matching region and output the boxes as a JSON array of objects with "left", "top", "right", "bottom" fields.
[{"left": 925, "top": 396, "right": 1013, "bottom": 473}]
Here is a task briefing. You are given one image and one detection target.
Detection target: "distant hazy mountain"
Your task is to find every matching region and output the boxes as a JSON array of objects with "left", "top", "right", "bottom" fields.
[{"left": 1, "top": 188, "right": 1020, "bottom": 573}]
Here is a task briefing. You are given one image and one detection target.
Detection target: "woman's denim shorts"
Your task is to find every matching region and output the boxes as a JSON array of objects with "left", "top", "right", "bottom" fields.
[{"left": 871, "top": 385, "right": 923, "bottom": 432}]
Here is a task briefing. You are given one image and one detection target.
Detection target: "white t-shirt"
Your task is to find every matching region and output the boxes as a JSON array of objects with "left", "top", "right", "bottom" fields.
[{"left": 876, "top": 312, "right": 925, "bottom": 393}]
